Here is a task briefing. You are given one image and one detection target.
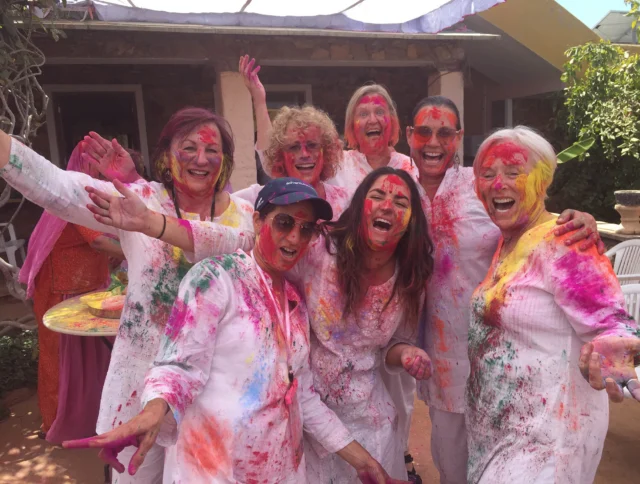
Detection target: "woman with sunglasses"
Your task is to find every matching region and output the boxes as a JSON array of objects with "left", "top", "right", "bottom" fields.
[
  {"left": 0, "top": 108, "right": 256, "bottom": 483},
  {"left": 87, "top": 167, "right": 434, "bottom": 482},
  {"left": 240, "top": 56, "right": 422, "bottom": 479},
  {"left": 65, "top": 179, "right": 395, "bottom": 484},
  {"left": 406, "top": 96, "right": 604, "bottom": 484}
]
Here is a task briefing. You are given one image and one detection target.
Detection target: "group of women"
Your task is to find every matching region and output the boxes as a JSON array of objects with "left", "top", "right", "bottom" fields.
[{"left": 1, "top": 54, "right": 638, "bottom": 484}]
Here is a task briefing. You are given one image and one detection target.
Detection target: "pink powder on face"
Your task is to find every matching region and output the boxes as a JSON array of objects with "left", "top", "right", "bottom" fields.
[
  {"left": 483, "top": 142, "right": 528, "bottom": 167},
  {"left": 358, "top": 94, "right": 388, "bottom": 107},
  {"left": 198, "top": 126, "right": 218, "bottom": 145}
]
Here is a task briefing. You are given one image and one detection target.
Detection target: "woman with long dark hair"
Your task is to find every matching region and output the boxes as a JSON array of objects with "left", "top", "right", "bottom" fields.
[{"left": 0, "top": 107, "right": 255, "bottom": 482}]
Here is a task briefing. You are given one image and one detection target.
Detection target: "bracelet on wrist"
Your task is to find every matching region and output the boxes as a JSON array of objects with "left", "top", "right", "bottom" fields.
[{"left": 156, "top": 214, "right": 167, "bottom": 239}]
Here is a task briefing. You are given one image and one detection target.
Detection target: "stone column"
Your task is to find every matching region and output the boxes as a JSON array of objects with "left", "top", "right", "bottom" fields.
[
  {"left": 215, "top": 69, "right": 256, "bottom": 190},
  {"left": 428, "top": 70, "right": 464, "bottom": 160}
]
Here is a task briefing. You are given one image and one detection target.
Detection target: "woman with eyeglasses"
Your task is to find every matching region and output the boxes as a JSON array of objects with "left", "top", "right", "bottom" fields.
[
  {"left": 86, "top": 167, "right": 434, "bottom": 482},
  {"left": 64, "top": 179, "right": 398, "bottom": 484},
  {"left": 0, "top": 108, "right": 256, "bottom": 483},
  {"left": 240, "top": 55, "right": 423, "bottom": 480},
  {"left": 406, "top": 96, "right": 605, "bottom": 484}
]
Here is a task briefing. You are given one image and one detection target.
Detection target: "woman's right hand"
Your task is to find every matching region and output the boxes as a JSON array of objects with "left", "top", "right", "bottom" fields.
[
  {"left": 86, "top": 178, "right": 154, "bottom": 234},
  {"left": 239, "top": 55, "right": 266, "bottom": 104},
  {"left": 82, "top": 132, "right": 140, "bottom": 184},
  {"left": 62, "top": 398, "right": 169, "bottom": 475}
]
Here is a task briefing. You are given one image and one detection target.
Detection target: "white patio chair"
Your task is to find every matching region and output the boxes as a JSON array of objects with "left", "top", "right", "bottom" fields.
[
  {"left": 620, "top": 284, "right": 640, "bottom": 399},
  {"left": 0, "top": 222, "right": 26, "bottom": 268},
  {"left": 605, "top": 239, "right": 640, "bottom": 285}
]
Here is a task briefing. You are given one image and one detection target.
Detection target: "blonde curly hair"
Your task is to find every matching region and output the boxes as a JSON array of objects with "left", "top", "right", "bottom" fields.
[{"left": 264, "top": 105, "right": 343, "bottom": 180}]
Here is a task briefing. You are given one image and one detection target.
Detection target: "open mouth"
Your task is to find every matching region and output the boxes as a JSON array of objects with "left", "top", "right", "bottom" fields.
[
  {"left": 366, "top": 129, "right": 382, "bottom": 138},
  {"left": 372, "top": 218, "right": 392, "bottom": 231},
  {"left": 420, "top": 150, "right": 445, "bottom": 165},
  {"left": 493, "top": 198, "right": 515, "bottom": 212},
  {"left": 295, "top": 162, "right": 316, "bottom": 172},
  {"left": 280, "top": 246, "right": 298, "bottom": 260},
  {"left": 187, "top": 169, "right": 210, "bottom": 178}
]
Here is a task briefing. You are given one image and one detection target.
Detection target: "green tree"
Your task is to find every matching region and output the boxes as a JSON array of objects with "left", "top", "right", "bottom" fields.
[{"left": 547, "top": 41, "right": 640, "bottom": 222}]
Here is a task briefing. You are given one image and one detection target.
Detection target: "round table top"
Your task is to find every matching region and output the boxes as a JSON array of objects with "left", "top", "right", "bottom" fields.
[{"left": 43, "top": 291, "right": 120, "bottom": 337}]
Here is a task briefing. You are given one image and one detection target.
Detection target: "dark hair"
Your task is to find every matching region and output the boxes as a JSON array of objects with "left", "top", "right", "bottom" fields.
[
  {"left": 257, "top": 203, "right": 277, "bottom": 220},
  {"left": 411, "top": 96, "right": 462, "bottom": 130},
  {"left": 152, "top": 107, "right": 235, "bottom": 217},
  {"left": 324, "top": 167, "right": 433, "bottom": 329}
]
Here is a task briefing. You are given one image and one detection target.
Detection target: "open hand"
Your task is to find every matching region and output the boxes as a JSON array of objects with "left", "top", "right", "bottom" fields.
[
  {"left": 579, "top": 337, "right": 640, "bottom": 402},
  {"left": 554, "top": 209, "right": 605, "bottom": 254},
  {"left": 86, "top": 179, "right": 150, "bottom": 233},
  {"left": 82, "top": 131, "right": 140, "bottom": 184},
  {"left": 357, "top": 460, "right": 410, "bottom": 484},
  {"left": 63, "top": 399, "right": 168, "bottom": 475},
  {"left": 400, "top": 346, "right": 432, "bottom": 380},
  {"left": 239, "top": 55, "right": 266, "bottom": 103}
]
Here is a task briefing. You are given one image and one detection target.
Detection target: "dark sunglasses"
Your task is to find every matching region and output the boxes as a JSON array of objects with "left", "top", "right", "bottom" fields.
[
  {"left": 269, "top": 213, "right": 319, "bottom": 241},
  {"left": 409, "top": 126, "right": 460, "bottom": 143}
]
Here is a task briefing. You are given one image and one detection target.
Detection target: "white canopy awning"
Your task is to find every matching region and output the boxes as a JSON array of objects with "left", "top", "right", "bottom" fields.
[{"left": 74, "top": 0, "right": 505, "bottom": 34}]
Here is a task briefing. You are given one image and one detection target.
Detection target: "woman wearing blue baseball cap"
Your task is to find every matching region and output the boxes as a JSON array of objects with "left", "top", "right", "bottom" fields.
[
  {"left": 85, "top": 167, "right": 434, "bottom": 482},
  {"left": 63, "top": 178, "right": 398, "bottom": 484}
]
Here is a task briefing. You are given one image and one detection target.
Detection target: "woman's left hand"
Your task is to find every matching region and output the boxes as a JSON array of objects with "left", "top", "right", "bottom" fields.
[
  {"left": 554, "top": 209, "right": 605, "bottom": 254},
  {"left": 579, "top": 337, "right": 640, "bottom": 402},
  {"left": 400, "top": 346, "right": 432, "bottom": 380}
]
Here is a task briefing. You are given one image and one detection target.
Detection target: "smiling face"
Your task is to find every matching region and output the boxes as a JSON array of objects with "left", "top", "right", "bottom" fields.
[
  {"left": 361, "top": 174, "right": 412, "bottom": 252},
  {"left": 254, "top": 201, "right": 317, "bottom": 273},
  {"left": 407, "top": 105, "right": 462, "bottom": 180},
  {"left": 353, "top": 94, "right": 394, "bottom": 156},
  {"left": 279, "top": 125, "right": 324, "bottom": 187},
  {"left": 475, "top": 141, "right": 551, "bottom": 234},
  {"left": 168, "top": 122, "right": 224, "bottom": 198}
]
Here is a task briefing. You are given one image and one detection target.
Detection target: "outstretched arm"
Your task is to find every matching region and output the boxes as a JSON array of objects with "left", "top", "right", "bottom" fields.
[
  {"left": 86, "top": 179, "right": 254, "bottom": 257},
  {"left": 82, "top": 131, "right": 142, "bottom": 183},
  {"left": 239, "top": 55, "right": 272, "bottom": 151},
  {"left": 0, "top": 131, "right": 117, "bottom": 235}
]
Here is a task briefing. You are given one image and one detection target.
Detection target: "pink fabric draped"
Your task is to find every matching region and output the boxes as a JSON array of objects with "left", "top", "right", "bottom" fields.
[{"left": 19, "top": 144, "right": 99, "bottom": 297}]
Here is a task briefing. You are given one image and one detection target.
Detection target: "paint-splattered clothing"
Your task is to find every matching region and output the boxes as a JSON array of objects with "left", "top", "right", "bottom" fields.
[
  {"left": 1, "top": 140, "right": 255, "bottom": 436},
  {"left": 142, "top": 251, "right": 353, "bottom": 483},
  {"left": 417, "top": 166, "right": 500, "bottom": 414},
  {"left": 326, "top": 150, "right": 419, "bottom": 194},
  {"left": 467, "top": 219, "right": 638, "bottom": 484},
  {"left": 233, "top": 181, "right": 350, "bottom": 221},
  {"left": 290, "top": 241, "right": 419, "bottom": 481}
]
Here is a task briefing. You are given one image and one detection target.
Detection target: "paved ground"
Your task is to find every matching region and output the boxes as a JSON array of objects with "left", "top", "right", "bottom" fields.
[{"left": 1, "top": 391, "right": 639, "bottom": 483}]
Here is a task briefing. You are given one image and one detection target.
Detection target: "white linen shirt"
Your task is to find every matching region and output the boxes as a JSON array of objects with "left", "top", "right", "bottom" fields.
[
  {"left": 417, "top": 166, "right": 500, "bottom": 414},
  {"left": 142, "top": 250, "right": 353, "bottom": 483},
  {"left": 467, "top": 219, "right": 639, "bottom": 484},
  {"left": 326, "top": 150, "right": 419, "bottom": 194},
  {"left": 1, "top": 140, "right": 255, "bottom": 434}
]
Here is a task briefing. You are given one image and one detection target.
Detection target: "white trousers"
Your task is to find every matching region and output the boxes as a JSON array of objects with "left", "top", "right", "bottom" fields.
[
  {"left": 429, "top": 407, "right": 468, "bottom": 484},
  {"left": 111, "top": 443, "right": 165, "bottom": 484},
  {"left": 380, "top": 369, "right": 416, "bottom": 451}
]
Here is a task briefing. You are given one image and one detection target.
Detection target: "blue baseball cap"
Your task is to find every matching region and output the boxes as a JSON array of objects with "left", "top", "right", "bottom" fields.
[{"left": 255, "top": 178, "right": 333, "bottom": 221}]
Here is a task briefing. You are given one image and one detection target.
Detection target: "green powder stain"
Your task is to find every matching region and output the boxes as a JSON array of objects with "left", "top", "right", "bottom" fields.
[{"left": 8, "top": 154, "right": 22, "bottom": 171}]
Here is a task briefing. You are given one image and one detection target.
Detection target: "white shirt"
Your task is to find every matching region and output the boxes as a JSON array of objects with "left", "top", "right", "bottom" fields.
[
  {"left": 2, "top": 140, "right": 255, "bottom": 434},
  {"left": 233, "top": 182, "right": 351, "bottom": 221},
  {"left": 289, "top": 241, "right": 421, "bottom": 481},
  {"left": 467, "top": 219, "right": 639, "bottom": 484},
  {"left": 142, "top": 250, "right": 353, "bottom": 483},
  {"left": 326, "top": 150, "right": 419, "bottom": 194},
  {"left": 417, "top": 166, "right": 500, "bottom": 414}
]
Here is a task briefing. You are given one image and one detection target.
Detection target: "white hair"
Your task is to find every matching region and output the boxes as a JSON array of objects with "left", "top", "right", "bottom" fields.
[{"left": 473, "top": 125, "right": 557, "bottom": 174}]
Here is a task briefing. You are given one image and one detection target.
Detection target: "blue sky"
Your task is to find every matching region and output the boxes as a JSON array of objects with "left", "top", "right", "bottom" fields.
[{"left": 556, "top": 0, "right": 630, "bottom": 28}]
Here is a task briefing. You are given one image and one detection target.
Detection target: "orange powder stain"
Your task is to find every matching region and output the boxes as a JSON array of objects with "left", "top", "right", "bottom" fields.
[
  {"left": 182, "top": 415, "right": 232, "bottom": 477},
  {"left": 433, "top": 317, "right": 450, "bottom": 352}
]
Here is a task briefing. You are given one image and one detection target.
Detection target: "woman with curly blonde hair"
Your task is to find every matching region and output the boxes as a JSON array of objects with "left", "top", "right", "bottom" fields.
[{"left": 234, "top": 103, "right": 351, "bottom": 220}]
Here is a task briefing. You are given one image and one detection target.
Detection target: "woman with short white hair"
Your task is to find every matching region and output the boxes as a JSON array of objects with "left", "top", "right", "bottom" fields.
[{"left": 468, "top": 125, "right": 640, "bottom": 484}]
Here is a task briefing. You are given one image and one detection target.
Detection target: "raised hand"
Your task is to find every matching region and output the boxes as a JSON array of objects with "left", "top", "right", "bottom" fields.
[
  {"left": 82, "top": 131, "right": 140, "bottom": 184},
  {"left": 86, "top": 179, "right": 151, "bottom": 233},
  {"left": 400, "top": 346, "right": 433, "bottom": 380},
  {"left": 63, "top": 398, "right": 168, "bottom": 475},
  {"left": 239, "top": 55, "right": 266, "bottom": 103},
  {"left": 579, "top": 337, "right": 640, "bottom": 402}
]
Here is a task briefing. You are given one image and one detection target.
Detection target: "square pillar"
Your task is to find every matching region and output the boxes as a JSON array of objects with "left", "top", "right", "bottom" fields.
[
  {"left": 428, "top": 70, "right": 464, "bottom": 160},
  {"left": 215, "top": 71, "right": 256, "bottom": 190}
]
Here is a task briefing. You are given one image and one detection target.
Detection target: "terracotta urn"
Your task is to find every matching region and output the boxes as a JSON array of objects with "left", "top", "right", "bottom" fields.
[{"left": 614, "top": 190, "right": 640, "bottom": 234}]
